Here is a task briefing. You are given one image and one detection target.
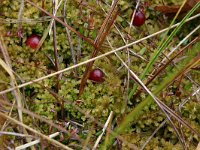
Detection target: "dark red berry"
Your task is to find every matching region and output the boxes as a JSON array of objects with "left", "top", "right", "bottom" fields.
[
  {"left": 132, "top": 11, "right": 145, "bottom": 26},
  {"left": 26, "top": 34, "right": 41, "bottom": 49},
  {"left": 89, "top": 68, "right": 104, "bottom": 83}
]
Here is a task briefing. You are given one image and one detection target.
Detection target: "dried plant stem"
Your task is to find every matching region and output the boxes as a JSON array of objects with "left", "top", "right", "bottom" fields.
[
  {"left": 52, "top": 0, "right": 60, "bottom": 91},
  {"left": 142, "top": 86, "right": 200, "bottom": 149},
  {"left": 141, "top": 119, "right": 167, "bottom": 149},
  {"left": 0, "top": 35, "right": 23, "bottom": 123},
  {"left": 0, "top": 89, "right": 135, "bottom": 149},
  {"left": 51, "top": 0, "right": 63, "bottom": 119},
  {"left": 133, "top": 36, "right": 200, "bottom": 99},
  {"left": 33, "top": 83, "right": 137, "bottom": 149},
  {"left": 63, "top": 0, "right": 77, "bottom": 76},
  {"left": 92, "top": 111, "right": 113, "bottom": 150},
  {"left": 0, "top": 99, "right": 70, "bottom": 136},
  {"left": 0, "top": 112, "right": 73, "bottom": 150},
  {"left": 196, "top": 139, "right": 200, "bottom": 150},
  {"left": 0, "top": 13, "right": 200, "bottom": 96},
  {"left": 125, "top": 0, "right": 141, "bottom": 112},
  {"left": 103, "top": 111, "right": 114, "bottom": 150},
  {"left": 79, "top": 0, "right": 119, "bottom": 96},
  {"left": 160, "top": 24, "right": 200, "bottom": 65},
  {"left": 1, "top": 96, "right": 15, "bottom": 131},
  {"left": 106, "top": 38, "right": 200, "bottom": 149},
  {"left": 48, "top": 0, "right": 63, "bottom": 35},
  {"left": 115, "top": 51, "right": 186, "bottom": 148},
  {"left": 17, "top": 0, "right": 24, "bottom": 27},
  {"left": 16, "top": 132, "right": 60, "bottom": 150},
  {"left": 0, "top": 131, "right": 34, "bottom": 138}
]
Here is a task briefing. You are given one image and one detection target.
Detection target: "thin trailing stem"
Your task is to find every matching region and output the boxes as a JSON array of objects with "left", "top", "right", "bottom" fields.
[
  {"left": 25, "top": 0, "right": 95, "bottom": 47},
  {"left": 63, "top": 0, "right": 78, "bottom": 76},
  {"left": 0, "top": 99, "right": 71, "bottom": 136},
  {"left": 124, "top": 0, "right": 141, "bottom": 112},
  {"left": 51, "top": 0, "right": 63, "bottom": 119},
  {"left": 142, "top": 86, "right": 200, "bottom": 149},
  {"left": 52, "top": 0, "right": 60, "bottom": 91},
  {"left": 141, "top": 119, "right": 167, "bottom": 149}
]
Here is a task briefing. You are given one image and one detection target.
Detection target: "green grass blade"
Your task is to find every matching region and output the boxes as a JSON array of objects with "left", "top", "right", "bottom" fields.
[{"left": 128, "top": 2, "right": 200, "bottom": 100}]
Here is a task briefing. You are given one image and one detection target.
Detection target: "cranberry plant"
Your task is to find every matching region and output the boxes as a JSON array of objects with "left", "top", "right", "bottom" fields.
[{"left": 0, "top": 0, "right": 200, "bottom": 149}]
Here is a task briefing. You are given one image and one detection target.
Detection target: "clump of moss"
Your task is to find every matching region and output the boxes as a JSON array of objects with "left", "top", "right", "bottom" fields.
[{"left": 1, "top": 0, "right": 200, "bottom": 149}]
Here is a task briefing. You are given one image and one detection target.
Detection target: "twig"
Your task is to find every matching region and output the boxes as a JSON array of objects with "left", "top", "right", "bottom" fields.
[
  {"left": 125, "top": 0, "right": 141, "bottom": 112},
  {"left": 179, "top": 86, "right": 200, "bottom": 111},
  {"left": 0, "top": 17, "right": 52, "bottom": 23},
  {"left": 77, "top": 37, "right": 82, "bottom": 62}
]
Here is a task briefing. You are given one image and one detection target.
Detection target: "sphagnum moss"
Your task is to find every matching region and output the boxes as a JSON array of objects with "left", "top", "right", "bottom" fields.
[{"left": 1, "top": 0, "right": 200, "bottom": 149}]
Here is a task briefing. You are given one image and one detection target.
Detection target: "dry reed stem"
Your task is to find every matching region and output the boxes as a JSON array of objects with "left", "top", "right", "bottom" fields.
[
  {"left": 92, "top": 111, "right": 113, "bottom": 150},
  {"left": 16, "top": 132, "right": 60, "bottom": 150}
]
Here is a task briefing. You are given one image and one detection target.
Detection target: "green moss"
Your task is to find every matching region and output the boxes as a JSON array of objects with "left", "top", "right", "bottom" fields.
[{"left": 1, "top": 0, "right": 200, "bottom": 149}]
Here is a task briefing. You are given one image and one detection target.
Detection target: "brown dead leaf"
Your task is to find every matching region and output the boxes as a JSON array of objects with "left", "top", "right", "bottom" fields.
[{"left": 154, "top": 0, "right": 200, "bottom": 14}]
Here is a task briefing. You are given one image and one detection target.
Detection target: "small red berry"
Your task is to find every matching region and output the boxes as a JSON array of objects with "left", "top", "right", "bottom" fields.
[
  {"left": 26, "top": 34, "right": 41, "bottom": 49},
  {"left": 89, "top": 68, "right": 104, "bottom": 83},
  {"left": 132, "top": 11, "right": 146, "bottom": 26}
]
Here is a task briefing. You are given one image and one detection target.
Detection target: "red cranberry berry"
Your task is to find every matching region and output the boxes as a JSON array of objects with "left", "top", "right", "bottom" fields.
[
  {"left": 26, "top": 34, "right": 41, "bottom": 49},
  {"left": 132, "top": 10, "right": 145, "bottom": 26},
  {"left": 89, "top": 68, "right": 104, "bottom": 83}
]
